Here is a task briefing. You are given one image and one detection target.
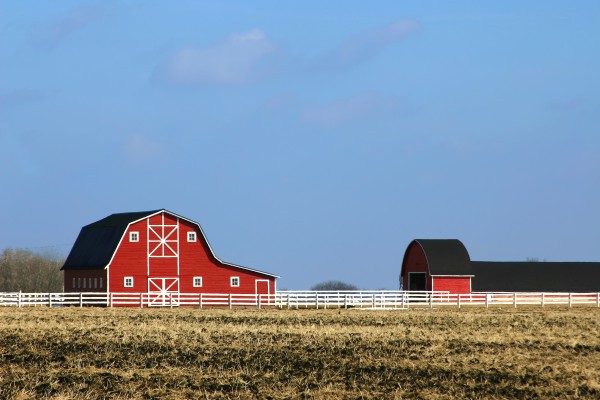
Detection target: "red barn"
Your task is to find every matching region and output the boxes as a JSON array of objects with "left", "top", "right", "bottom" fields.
[
  {"left": 401, "top": 238, "right": 600, "bottom": 294},
  {"left": 401, "top": 239, "right": 473, "bottom": 294},
  {"left": 62, "top": 210, "right": 278, "bottom": 301}
]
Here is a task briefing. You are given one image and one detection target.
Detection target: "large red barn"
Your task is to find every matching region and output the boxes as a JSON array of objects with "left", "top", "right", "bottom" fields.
[{"left": 62, "top": 210, "right": 278, "bottom": 302}]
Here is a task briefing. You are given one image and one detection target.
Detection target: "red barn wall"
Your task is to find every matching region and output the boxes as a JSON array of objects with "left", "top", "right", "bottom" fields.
[
  {"left": 107, "top": 212, "right": 275, "bottom": 294},
  {"left": 401, "top": 242, "right": 432, "bottom": 291},
  {"left": 63, "top": 269, "right": 107, "bottom": 292},
  {"left": 432, "top": 277, "right": 471, "bottom": 294}
]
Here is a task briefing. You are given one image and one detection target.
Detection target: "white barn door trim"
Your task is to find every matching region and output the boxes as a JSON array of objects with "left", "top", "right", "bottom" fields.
[{"left": 148, "top": 277, "right": 180, "bottom": 307}]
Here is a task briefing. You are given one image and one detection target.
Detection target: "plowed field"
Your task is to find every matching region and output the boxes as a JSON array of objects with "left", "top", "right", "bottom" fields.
[{"left": 0, "top": 307, "right": 598, "bottom": 399}]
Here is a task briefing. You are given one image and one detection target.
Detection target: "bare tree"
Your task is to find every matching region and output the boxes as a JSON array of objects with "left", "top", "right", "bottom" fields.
[
  {"left": 310, "top": 280, "right": 358, "bottom": 291},
  {"left": 0, "top": 248, "right": 64, "bottom": 292}
]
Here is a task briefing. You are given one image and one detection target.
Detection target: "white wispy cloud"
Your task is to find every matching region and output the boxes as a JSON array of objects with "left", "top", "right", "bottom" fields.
[
  {"left": 318, "top": 19, "right": 420, "bottom": 70},
  {"left": 159, "top": 29, "right": 277, "bottom": 86},
  {"left": 32, "top": 3, "right": 107, "bottom": 49},
  {"left": 301, "top": 92, "right": 402, "bottom": 128}
]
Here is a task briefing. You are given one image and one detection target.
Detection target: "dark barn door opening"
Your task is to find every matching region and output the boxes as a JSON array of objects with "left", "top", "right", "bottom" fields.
[{"left": 408, "top": 272, "right": 426, "bottom": 291}]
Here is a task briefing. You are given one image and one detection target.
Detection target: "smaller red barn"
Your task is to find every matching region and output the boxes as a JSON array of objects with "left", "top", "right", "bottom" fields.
[
  {"left": 401, "top": 239, "right": 473, "bottom": 294},
  {"left": 62, "top": 210, "right": 278, "bottom": 302}
]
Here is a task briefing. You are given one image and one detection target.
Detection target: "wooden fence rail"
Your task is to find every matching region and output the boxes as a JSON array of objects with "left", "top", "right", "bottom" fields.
[{"left": 1, "top": 291, "right": 599, "bottom": 309}]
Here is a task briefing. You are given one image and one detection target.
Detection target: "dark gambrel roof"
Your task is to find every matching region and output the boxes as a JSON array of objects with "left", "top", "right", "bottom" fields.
[
  {"left": 472, "top": 261, "right": 600, "bottom": 292},
  {"left": 413, "top": 239, "right": 473, "bottom": 276},
  {"left": 62, "top": 209, "right": 279, "bottom": 278},
  {"left": 62, "top": 210, "right": 161, "bottom": 270}
]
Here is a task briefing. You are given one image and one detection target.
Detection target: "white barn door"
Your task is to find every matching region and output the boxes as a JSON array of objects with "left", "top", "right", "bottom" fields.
[{"left": 148, "top": 277, "right": 180, "bottom": 307}]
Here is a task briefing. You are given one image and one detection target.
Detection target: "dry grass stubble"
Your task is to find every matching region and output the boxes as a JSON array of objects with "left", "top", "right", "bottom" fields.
[{"left": 0, "top": 306, "right": 598, "bottom": 399}]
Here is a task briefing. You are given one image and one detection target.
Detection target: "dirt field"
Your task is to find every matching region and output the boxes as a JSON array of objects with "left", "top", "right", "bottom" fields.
[{"left": 0, "top": 306, "right": 598, "bottom": 399}]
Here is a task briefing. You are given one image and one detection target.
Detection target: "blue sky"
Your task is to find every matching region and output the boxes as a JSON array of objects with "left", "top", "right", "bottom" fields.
[{"left": 1, "top": 1, "right": 599, "bottom": 290}]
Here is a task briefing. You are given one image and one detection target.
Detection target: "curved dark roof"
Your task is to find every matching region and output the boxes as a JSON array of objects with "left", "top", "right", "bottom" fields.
[
  {"left": 62, "top": 210, "right": 161, "bottom": 270},
  {"left": 413, "top": 239, "right": 473, "bottom": 276},
  {"left": 472, "top": 262, "right": 600, "bottom": 292}
]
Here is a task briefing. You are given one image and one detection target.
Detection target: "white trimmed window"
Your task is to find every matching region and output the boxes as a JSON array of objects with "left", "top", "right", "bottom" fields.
[
  {"left": 187, "top": 231, "right": 197, "bottom": 242},
  {"left": 94, "top": 278, "right": 98, "bottom": 289},
  {"left": 83, "top": 278, "right": 87, "bottom": 289},
  {"left": 72, "top": 278, "right": 76, "bottom": 288},
  {"left": 130, "top": 231, "right": 139, "bottom": 242},
  {"left": 77, "top": 278, "right": 81, "bottom": 289},
  {"left": 99, "top": 278, "right": 103, "bottom": 289},
  {"left": 193, "top": 276, "right": 203, "bottom": 287},
  {"left": 124, "top": 277, "right": 134, "bottom": 287},
  {"left": 230, "top": 276, "right": 240, "bottom": 287}
]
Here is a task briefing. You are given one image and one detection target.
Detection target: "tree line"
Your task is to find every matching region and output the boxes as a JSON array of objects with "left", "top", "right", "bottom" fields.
[{"left": 0, "top": 248, "right": 64, "bottom": 292}]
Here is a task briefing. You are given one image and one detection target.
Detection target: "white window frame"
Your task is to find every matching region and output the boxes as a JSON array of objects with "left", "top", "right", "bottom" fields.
[
  {"left": 99, "top": 277, "right": 103, "bottom": 289},
  {"left": 130, "top": 231, "right": 139, "bottom": 242},
  {"left": 230, "top": 276, "right": 240, "bottom": 287},
  {"left": 187, "top": 231, "right": 197, "bottom": 242},
  {"left": 193, "top": 276, "right": 203, "bottom": 287},
  {"left": 72, "top": 277, "right": 76, "bottom": 289},
  {"left": 124, "top": 276, "right": 134, "bottom": 287}
]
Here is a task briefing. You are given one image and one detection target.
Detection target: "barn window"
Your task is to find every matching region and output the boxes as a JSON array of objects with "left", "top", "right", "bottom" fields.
[
  {"left": 99, "top": 278, "right": 103, "bottom": 289},
  {"left": 187, "top": 232, "right": 197, "bottom": 242},
  {"left": 72, "top": 278, "right": 76, "bottom": 288},
  {"left": 130, "top": 232, "right": 139, "bottom": 242},
  {"left": 94, "top": 278, "right": 97, "bottom": 289},
  {"left": 193, "top": 277, "right": 203, "bottom": 287},
  {"left": 77, "top": 278, "right": 81, "bottom": 289},
  {"left": 124, "top": 277, "right": 134, "bottom": 287},
  {"left": 230, "top": 276, "right": 240, "bottom": 287},
  {"left": 83, "top": 278, "right": 87, "bottom": 289}
]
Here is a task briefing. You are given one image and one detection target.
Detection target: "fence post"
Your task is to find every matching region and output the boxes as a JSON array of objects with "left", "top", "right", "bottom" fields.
[
  {"left": 485, "top": 293, "right": 489, "bottom": 308},
  {"left": 140, "top": 293, "right": 144, "bottom": 308},
  {"left": 18, "top": 291, "right": 21, "bottom": 308},
  {"left": 372, "top": 294, "right": 376, "bottom": 309},
  {"left": 569, "top": 293, "right": 572, "bottom": 308},
  {"left": 258, "top": 294, "right": 261, "bottom": 310},
  {"left": 109, "top": 292, "right": 113, "bottom": 308},
  {"left": 513, "top": 292, "right": 517, "bottom": 308},
  {"left": 229, "top": 293, "right": 232, "bottom": 310},
  {"left": 48, "top": 293, "right": 52, "bottom": 307},
  {"left": 429, "top": 292, "right": 433, "bottom": 309},
  {"left": 79, "top": 292, "right": 83, "bottom": 307},
  {"left": 457, "top": 294, "right": 461, "bottom": 309},
  {"left": 316, "top": 294, "right": 319, "bottom": 310},
  {"left": 597, "top": 292, "right": 599, "bottom": 308},
  {"left": 541, "top": 293, "right": 545, "bottom": 308},
  {"left": 199, "top": 293, "right": 203, "bottom": 309},
  {"left": 344, "top": 294, "right": 348, "bottom": 309}
]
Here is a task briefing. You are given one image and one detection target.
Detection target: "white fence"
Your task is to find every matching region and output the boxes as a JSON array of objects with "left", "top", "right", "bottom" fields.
[{"left": 1, "top": 290, "right": 600, "bottom": 309}]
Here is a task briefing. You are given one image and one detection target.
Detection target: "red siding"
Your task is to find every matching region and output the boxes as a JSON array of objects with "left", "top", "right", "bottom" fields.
[
  {"left": 401, "top": 242, "right": 432, "bottom": 291},
  {"left": 432, "top": 277, "right": 471, "bottom": 294},
  {"left": 105, "top": 212, "right": 276, "bottom": 296}
]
